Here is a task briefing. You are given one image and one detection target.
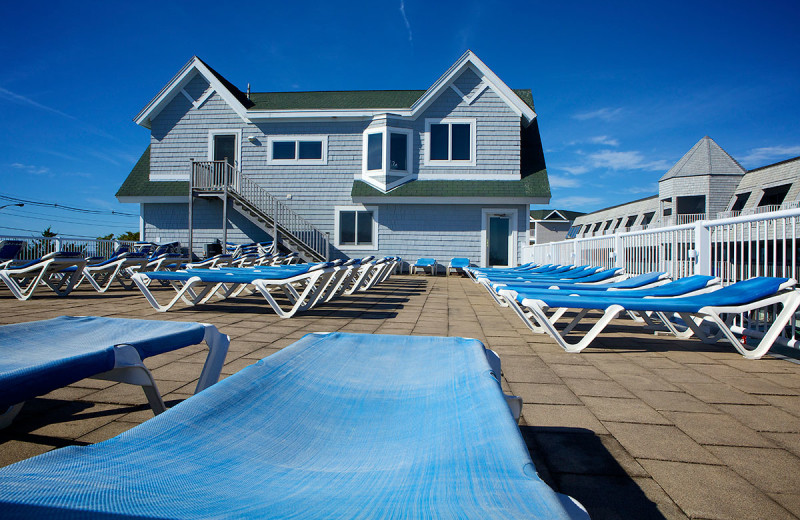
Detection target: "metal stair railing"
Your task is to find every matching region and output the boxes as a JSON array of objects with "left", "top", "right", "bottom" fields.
[{"left": 191, "top": 161, "right": 329, "bottom": 260}]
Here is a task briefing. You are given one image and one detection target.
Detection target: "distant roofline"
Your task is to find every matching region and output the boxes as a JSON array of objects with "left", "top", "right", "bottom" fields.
[
  {"left": 578, "top": 194, "right": 658, "bottom": 217},
  {"left": 747, "top": 155, "right": 800, "bottom": 174}
]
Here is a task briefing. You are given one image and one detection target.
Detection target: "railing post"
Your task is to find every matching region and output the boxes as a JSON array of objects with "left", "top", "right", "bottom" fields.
[
  {"left": 188, "top": 159, "right": 194, "bottom": 258},
  {"left": 273, "top": 198, "right": 278, "bottom": 250},
  {"left": 222, "top": 163, "right": 229, "bottom": 249},
  {"left": 694, "top": 219, "right": 712, "bottom": 276},
  {"left": 326, "top": 232, "right": 330, "bottom": 261},
  {"left": 614, "top": 233, "right": 625, "bottom": 270}
]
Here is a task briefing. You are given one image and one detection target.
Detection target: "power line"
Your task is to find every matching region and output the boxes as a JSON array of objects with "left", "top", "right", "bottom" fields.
[
  {"left": 4, "top": 208, "right": 137, "bottom": 226},
  {"left": 0, "top": 193, "right": 139, "bottom": 217},
  {"left": 0, "top": 225, "right": 119, "bottom": 239}
]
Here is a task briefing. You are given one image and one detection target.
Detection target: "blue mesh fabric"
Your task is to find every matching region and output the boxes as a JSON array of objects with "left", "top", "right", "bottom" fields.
[
  {"left": 0, "top": 332, "right": 578, "bottom": 519},
  {"left": 0, "top": 316, "right": 206, "bottom": 409}
]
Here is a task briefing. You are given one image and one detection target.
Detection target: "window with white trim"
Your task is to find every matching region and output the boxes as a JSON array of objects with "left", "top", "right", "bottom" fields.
[
  {"left": 335, "top": 206, "right": 378, "bottom": 249},
  {"left": 363, "top": 128, "right": 412, "bottom": 174},
  {"left": 424, "top": 118, "right": 476, "bottom": 166},
  {"left": 361, "top": 126, "right": 414, "bottom": 192},
  {"left": 267, "top": 136, "right": 328, "bottom": 165}
]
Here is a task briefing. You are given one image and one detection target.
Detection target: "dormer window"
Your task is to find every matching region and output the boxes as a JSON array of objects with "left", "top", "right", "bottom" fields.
[
  {"left": 424, "top": 118, "right": 476, "bottom": 166},
  {"left": 361, "top": 125, "right": 414, "bottom": 192}
]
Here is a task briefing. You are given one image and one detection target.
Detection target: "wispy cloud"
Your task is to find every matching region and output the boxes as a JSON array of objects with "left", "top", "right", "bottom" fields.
[
  {"left": 572, "top": 107, "right": 623, "bottom": 121},
  {"left": 588, "top": 135, "right": 619, "bottom": 147},
  {"left": 588, "top": 150, "right": 670, "bottom": 171},
  {"left": 552, "top": 195, "right": 605, "bottom": 208},
  {"left": 547, "top": 175, "right": 581, "bottom": 188},
  {"left": 0, "top": 87, "right": 76, "bottom": 120},
  {"left": 625, "top": 184, "right": 657, "bottom": 195},
  {"left": 10, "top": 162, "right": 49, "bottom": 175},
  {"left": 85, "top": 197, "right": 116, "bottom": 210},
  {"left": 738, "top": 145, "right": 800, "bottom": 167},
  {"left": 558, "top": 165, "right": 589, "bottom": 175},
  {"left": 399, "top": 1, "right": 413, "bottom": 42}
]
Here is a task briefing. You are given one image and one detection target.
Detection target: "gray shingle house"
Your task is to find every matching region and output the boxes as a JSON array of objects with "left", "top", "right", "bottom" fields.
[
  {"left": 116, "top": 51, "right": 550, "bottom": 267},
  {"left": 569, "top": 136, "right": 800, "bottom": 238}
]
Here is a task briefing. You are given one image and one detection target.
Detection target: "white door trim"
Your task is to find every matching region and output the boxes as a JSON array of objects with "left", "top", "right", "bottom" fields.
[{"left": 480, "top": 208, "right": 518, "bottom": 268}]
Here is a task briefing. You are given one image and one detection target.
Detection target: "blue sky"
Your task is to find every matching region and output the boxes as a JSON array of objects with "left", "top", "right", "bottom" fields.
[{"left": 1, "top": 1, "right": 798, "bottom": 237}]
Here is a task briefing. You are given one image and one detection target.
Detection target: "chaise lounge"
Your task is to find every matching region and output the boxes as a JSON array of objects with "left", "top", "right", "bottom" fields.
[
  {"left": 0, "top": 332, "right": 587, "bottom": 519},
  {"left": 0, "top": 316, "right": 229, "bottom": 427},
  {"left": 500, "top": 277, "right": 800, "bottom": 359}
]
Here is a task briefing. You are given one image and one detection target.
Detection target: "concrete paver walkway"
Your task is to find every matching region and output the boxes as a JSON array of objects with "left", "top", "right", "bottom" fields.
[{"left": 1, "top": 275, "right": 799, "bottom": 519}]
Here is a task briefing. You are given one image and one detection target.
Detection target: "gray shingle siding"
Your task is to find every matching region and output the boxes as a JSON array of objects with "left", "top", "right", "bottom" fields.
[
  {"left": 142, "top": 200, "right": 271, "bottom": 247},
  {"left": 143, "top": 68, "right": 532, "bottom": 262}
]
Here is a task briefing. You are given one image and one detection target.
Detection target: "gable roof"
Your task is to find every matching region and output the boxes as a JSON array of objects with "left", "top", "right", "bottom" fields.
[
  {"left": 530, "top": 209, "right": 585, "bottom": 221},
  {"left": 660, "top": 136, "right": 745, "bottom": 181},
  {"left": 135, "top": 51, "right": 536, "bottom": 127},
  {"left": 245, "top": 88, "right": 535, "bottom": 112}
]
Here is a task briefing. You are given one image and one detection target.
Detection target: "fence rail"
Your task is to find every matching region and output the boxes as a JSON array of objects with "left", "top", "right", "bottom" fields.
[
  {"left": 524, "top": 208, "right": 800, "bottom": 350},
  {"left": 192, "top": 161, "right": 329, "bottom": 260},
  {"left": 0, "top": 235, "right": 135, "bottom": 262},
  {"left": 524, "top": 208, "right": 800, "bottom": 284}
]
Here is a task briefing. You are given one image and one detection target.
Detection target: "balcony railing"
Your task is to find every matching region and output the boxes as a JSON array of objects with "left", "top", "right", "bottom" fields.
[
  {"left": 191, "top": 161, "right": 329, "bottom": 260},
  {"left": 716, "top": 201, "right": 799, "bottom": 219}
]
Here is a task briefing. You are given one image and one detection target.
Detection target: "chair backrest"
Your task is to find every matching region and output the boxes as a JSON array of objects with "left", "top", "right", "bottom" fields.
[
  {"left": 0, "top": 240, "right": 24, "bottom": 261},
  {"left": 450, "top": 258, "right": 470, "bottom": 268}
]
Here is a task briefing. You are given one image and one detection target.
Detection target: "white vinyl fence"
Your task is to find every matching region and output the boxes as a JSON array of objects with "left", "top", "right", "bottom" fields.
[
  {"left": 522, "top": 208, "right": 800, "bottom": 351},
  {"left": 524, "top": 208, "right": 800, "bottom": 284},
  {"left": 0, "top": 235, "right": 136, "bottom": 262}
]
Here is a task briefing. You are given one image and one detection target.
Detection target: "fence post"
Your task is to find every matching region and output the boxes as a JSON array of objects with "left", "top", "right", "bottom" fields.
[
  {"left": 614, "top": 233, "right": 625, "bottom": 270},
  {"left": 694, "top": 220, "right": 712, "bottom": 276}
]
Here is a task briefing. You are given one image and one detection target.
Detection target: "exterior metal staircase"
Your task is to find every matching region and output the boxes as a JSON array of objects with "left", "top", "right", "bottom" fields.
[{"left": 189, "top": 161, "right": 329, "bottom": 262}]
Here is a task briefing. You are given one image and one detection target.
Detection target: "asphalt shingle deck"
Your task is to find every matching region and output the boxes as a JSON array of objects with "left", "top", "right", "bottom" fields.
[{"left": 1, "top": 275, "right": 799, "bottom": 519}]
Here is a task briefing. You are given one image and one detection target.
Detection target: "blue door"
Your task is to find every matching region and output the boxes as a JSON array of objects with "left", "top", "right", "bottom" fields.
[{"left": 488, "top": 216, "right": 510, "bottom": 266}]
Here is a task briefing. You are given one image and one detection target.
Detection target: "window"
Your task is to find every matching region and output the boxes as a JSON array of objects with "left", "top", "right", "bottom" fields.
[
  {"left": 613, "top": 218, "right": 622, "bottom": 230},
  {"left": 267, "top": 136, "right": 328, "bottom": 165},
  {"left": 389, "top": 132, "right": 408, "bottom": 171},
  {"left": 335, "top": 206, "right": 378, "bottom": 249},
  {"left": 759, "top": 184, "right": 791, "bottom": 207},
  {"left": 566, "top": 225, "right": 581, "bottom": 239},
  {"left": 425, "top": 118, "right": 476, "bottom": 165},
  {"left": 361, "top": 126, "right": 413, "bottom": 191},
  {"left": 366, "top": 133, "right": 382, "bottom": 171},
  {"left": 641, "top": 212, "right": 655, "bottom": 227},
  {"left": 624, "top": 215, "right": 637, "bottom": 228},
  {"left": 208, "top": 129, "right": 242, "bottom": 168},
  {"left": 731, "top": 192, "right": 750, "bottom": 212},
  {"left": 602, "top": 220, "right": 612, "bottom": 232},
  {"left": 677, "top": 195, "right": 706, "bottom": 215}
]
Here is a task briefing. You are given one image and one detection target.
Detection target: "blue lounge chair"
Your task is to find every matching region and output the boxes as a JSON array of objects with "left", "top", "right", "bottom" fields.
[
  {"left": 0, "top": 316, "right": 229, "bottom": 428},
  {"left": 0, "top": 332, "right": 587, "bottom": 519},
  {"left": 502, "top": 277, "right": 800, "bottom": 359},
  {"left": 0, "top": 251, "right": 86, "bottom": 300},
  {"left": 412, "top": 257, "right": 438, "bottom": 275},
  {"left": 0, "top": 239, "right": 24, "bottom": 268},
  {"left": 447, "top": 257, "right": 471, "bottom": 276},
  {"left": 131, "top": 263, "right": 337, "bottom": 317}
]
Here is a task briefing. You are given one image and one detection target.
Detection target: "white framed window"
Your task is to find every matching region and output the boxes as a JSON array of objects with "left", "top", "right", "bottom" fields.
[
  {"left": 334, "top": 205, "right": 378, "bottom": 250},
  {"left": 267, "top": 135, "right": 328, "bottom": 165},
  {"left": 424, "top": 118, "right": 476, "bottom": 166},
  {"left": 362, "top": 128, "right": 413, "bottom": 175},
  {"left": 207, "top": 129, "right": 242, "bottom": 167}
]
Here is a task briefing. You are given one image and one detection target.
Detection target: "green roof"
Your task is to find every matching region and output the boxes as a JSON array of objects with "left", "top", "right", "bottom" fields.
[
  {"left": 116, "top": 146, "right": 188, "bottom": 198},
  {"left": 246, "top": 89, "right": 535, "bottom": 112},
  {"left": 118, "top": 147, "right": 549, "bottom": 201},
  {"left": 530, "top": 209, "right": 585, "bottom": 221},
  {"left": 351, "top": 168, "right": 549, "bottom": 199}
]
